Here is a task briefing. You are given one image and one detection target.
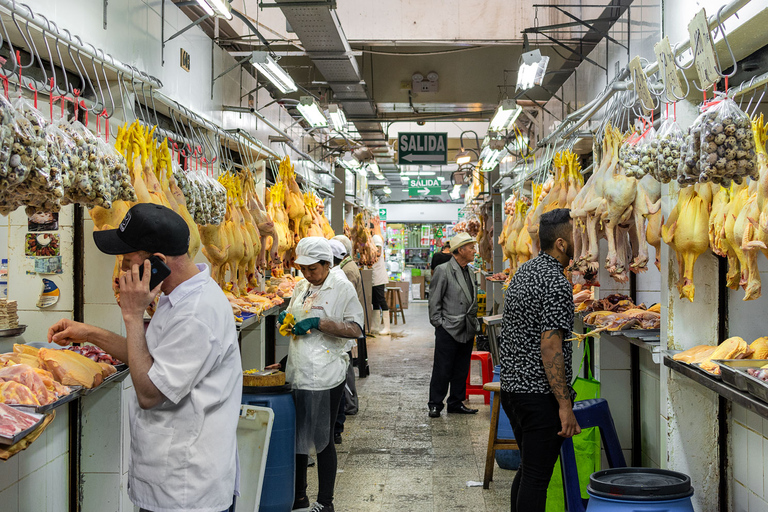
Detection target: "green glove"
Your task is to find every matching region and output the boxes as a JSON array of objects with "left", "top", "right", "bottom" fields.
[
  {"left": 293, "top": 317, "right": 320, "bottom": 336},
  {"left": 278, "top": 311, "right": 287, "bottom": 324}
]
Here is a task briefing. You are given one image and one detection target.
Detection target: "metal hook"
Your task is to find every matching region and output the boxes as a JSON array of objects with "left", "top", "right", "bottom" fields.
[
  {"left": 11, "top": 5, "right": 35, "bottom": 68},
  {"left": 742, "top": 76, "right": 758, "bottom": 111},
  {"left": 713, "top": 5, "right": 737, "bottom": 79},
  {"left": 72, "top": 37, "right": 99, "bottom": 113},
  {"left": 128, "top": 67, "right": 148, "bottom": 123},
  {"left": 62, "top": 29, "right": 85, "bottom": 96},
  {"left": 0, "top": 5, "right": 18, "bottom": 77},
  {"left": 45, "top": 20, "right": 69, "bottom": 95},
  {"left": 95, "top": 49, "right": 115, "bottom": 117},
  {"left": 751, "top": 85, "right": 767, "bottom": 119},
  {"left": 673, "top": 37, "right": 697, "bottom": 71},
  {"left": 85, "top": 43, "right": 106, "bottom": 112}
]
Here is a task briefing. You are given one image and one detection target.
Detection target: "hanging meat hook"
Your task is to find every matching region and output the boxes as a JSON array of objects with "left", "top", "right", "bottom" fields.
[
  {"left": 0, "top": 7, "right": 18, "bottom": 77},
  {"left": 62, "top": 29, "right": 85, "bottom": 97},
  {"left": 94, "top": 48, "right": 115, "bottom": 118},
  {"left": 712, "top": 5, "right": 738, "bottom": 79},
  {"left": 740, "top": 76, "right": 758, "bottom": 110},
  {"left": 84, "top": 43, "right": 107, "bottom": 113},
  {"left": 45, "top": 20, "right": 69, "bottom": 96},
  {"left": 750, "top": 85, "right": 767, "bottom": 119},
  {"left": 11, "top": 4, "right": 36, "bottom": 69}
]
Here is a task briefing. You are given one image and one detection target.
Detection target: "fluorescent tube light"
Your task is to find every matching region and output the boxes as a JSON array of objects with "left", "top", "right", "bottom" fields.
[
  {"left": 383, "top": 186, "right": 392, "bottom": 194},
  {"left": 251, "top": 52, "right": 297, "bottom": 94},
  {"left": 196, "top": 0, "right": 232, "bottom": 19},
  {"left": 328, "top": 104, "right": 347, "bottom": 131},
  {"left": 481, "top": 149, "right": 505, "bottom": 171},
  {"left": 400, "top": 171, "right": 436, "bottom": 176},
  {"left": 489, "top": 99, "right": 522, "bottom": 132},
  {"left": 297, "top": 96, "right": 328, "bottom": 128},
  {"left": 450, "top": 184, "right": 462, "bottom": 200},
  {"left": 516, "top": 50, "right": 549, "bottom": 91}
]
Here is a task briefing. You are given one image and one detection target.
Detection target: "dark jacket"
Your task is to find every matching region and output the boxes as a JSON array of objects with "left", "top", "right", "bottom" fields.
[{"left": 428, "top": 257, "right": 479, "bottom": 343}]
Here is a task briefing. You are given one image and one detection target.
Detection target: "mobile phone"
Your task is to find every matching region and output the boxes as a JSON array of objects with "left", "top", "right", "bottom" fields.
[{"left": 138, "top": 255, "right": 171, "bottom": 290}]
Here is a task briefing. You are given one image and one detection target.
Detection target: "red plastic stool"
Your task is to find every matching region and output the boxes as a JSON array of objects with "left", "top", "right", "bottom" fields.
[{"left": 466, "top": 351, "right": 493, "bottom": 404}]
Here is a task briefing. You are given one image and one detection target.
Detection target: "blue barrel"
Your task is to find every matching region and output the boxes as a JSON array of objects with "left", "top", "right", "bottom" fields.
[
  {"left": 586, "top": 468, "right": 694, "bottom": 512},
  {"left": 242, "top": 389, "right": 296, "bottom": 512},
  {"left": 491, "top": 365, "right": 520, "bottom": 470}
]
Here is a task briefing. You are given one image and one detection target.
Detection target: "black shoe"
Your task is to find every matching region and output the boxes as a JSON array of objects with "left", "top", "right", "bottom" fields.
[
  {"left": 293, "top": 495, "right": 310, "bottom": 510},
  {"left": 308, "top": 502, "right": 334, "bottom": 512},
  {"left": 428, "top": 406, "right": 441, "bottom": 418},
  {"left": 334, "top": 432, "right": 342, "bottom": 445},
  {"left": 447, "top": 404, "right": 479, "bottom": 414}
]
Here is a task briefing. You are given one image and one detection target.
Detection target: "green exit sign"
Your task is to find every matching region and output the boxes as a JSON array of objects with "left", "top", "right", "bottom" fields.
[{"left": 378, "top": 208, "right": 387, "bottom": 220}]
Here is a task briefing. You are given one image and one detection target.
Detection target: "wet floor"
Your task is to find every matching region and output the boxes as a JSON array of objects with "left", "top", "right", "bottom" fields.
[{"left": 305, "top": 302, "right": 515, "bottom": 511}]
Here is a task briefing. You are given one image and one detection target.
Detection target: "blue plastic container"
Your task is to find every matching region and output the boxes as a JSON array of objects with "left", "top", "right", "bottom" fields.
[
  {"left": 242, "top": 389, "right": 296, "bottom": 512},
  {"left": 491, "top": 365, "right": 521, "bottom": 470},
  {"left": 586, "top": 468, "right": 694, "bottom": 512}
]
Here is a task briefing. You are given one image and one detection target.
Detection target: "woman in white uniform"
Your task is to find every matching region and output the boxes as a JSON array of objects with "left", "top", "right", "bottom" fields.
[{"left": 281, "top": 237, "right": 364, "bottom": 512}]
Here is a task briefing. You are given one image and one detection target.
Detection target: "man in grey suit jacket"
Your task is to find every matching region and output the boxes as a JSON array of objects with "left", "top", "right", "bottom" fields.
[{"left": 427, "top": 232, "right": 481, "bottom": 417}]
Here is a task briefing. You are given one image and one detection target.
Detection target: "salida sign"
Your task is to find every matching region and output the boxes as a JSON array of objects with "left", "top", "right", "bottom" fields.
[
  {"left": 408, "top": 178, "right": 441, "bottom": 197},
  {"left": 398, "top": 133, "right": 448, "bottom": 165}
]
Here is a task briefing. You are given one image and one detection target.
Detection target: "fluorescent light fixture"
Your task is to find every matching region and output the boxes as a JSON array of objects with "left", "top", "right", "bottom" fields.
[
  {"left": 328, "top": 104, "right": 347, "bottom": 131},
  {"left": 516, "top": 49, "right": 549, "bottom": 91},
  {"left": 206, "top": 0, "right": 232, "bottom": 19},
  {"left": 194, "top": 0, "right": 215, "bottom": 16},
  {"left": 489, "top": 99, "right": 522, "bottom": 132},
  {"left": 450, "top": 184, "right": 462, "bottom": 200},
  {"left": 251, "top": 51, "right": 298, "bottom": 94},
  {"left": 437, "top": 176, "right": 445, "bottom": 181},
  {"left": 297, "top": 96, "right": 328, "bottom": 128},
  {"left": 455, "top": 149, "right": 471, "bottom": 165},
  {"left": 400, "top": 171, "right": 436, "bottom": 176},
  {"left": 480, "top": 149, "right": 505, "bottom": 171}
]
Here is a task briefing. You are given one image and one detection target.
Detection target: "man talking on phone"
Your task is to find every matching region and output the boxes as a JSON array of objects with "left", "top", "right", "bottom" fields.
[{"left": 47, "top": 203, "right": 242, "bottom": 512}]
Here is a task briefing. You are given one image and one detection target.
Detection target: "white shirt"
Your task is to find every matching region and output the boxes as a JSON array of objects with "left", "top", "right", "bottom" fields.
[
  {"left": 286, "top": 268, "right": 364, "bottom": 390},
  {"left": 129, "top": 264, "right": 242, "bottom": 512},
  {"left": 372, "top": 243, "right": 388, "bottom": 286}
]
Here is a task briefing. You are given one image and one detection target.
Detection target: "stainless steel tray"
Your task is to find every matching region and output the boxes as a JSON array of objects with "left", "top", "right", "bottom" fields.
[
  {"left": 9, "top": 388, "right": 80, "bottom": 414},
  {"left": 0, "top": 325, "right": 26, "bottom": 338},
  {"left": 79, "top": 369, "right": 129, "bottom": 396},
  {"left": 744, "top": 370, "right": 768, "bottom": 404},
  {"left": 0, "top": 410, "right": 44, "bottom": 445},
  {"left": 714, "top": 359, "right": 768, "bottom": 391}
]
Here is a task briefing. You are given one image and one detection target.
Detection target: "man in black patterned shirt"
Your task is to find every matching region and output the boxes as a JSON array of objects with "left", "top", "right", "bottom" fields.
[{"left": 499, "top": 208, "right": 580, "bottom": 512}]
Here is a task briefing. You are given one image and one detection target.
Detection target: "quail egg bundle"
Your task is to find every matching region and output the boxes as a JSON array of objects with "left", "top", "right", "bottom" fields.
[
  {"left": 652, "top": 120, "right": 684, "bottom": 184},
  {"left": 618, "top": 136, "right": 643, "bottom": 177},
  {"left": 3, "top": 99, "right": 49, "bottom": 193},
  {"left": 621, "top": 128, "right": 657, "bottom": 179},
  {"left": 0, "top": 96, "right": 15, "bottom": 170},
  {"left": 677, "top": 115, "right": 706, "bottom": 186},
  {"left": 100, "top": 139, "right": 137, "bottom": 203},
  {"left": 697, "top": 97, "right": 757, "bottom": 186},
  {"left": 62, "top": 121, "right": 113, "bottom": 209},
  {"left": 174, "top": 167, "right": 226, "bottom": 225}
]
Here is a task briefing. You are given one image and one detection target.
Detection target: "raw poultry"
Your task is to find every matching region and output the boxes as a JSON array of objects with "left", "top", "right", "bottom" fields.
[
  {"left": 477, "top": 202, "right": 493, "bottom": 270},
  {"left": 662, "top": 183, "right": 712, "bottom": 302},
  {"left": 352, "top": 213, "right": 378, "bottom": 266},
  {"left": 570, "top": 308, "right": 661, "bottom": 342}
]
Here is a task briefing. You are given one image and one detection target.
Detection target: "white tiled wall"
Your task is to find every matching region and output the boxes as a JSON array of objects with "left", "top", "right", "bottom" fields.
[{"left": 732, "top": 404, "right": 768, "bottom": 511}]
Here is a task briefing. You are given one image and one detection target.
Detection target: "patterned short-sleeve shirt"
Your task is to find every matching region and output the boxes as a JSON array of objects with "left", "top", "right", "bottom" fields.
[{"left": 499, "top": 251, "right": 575, "bottom": 395}]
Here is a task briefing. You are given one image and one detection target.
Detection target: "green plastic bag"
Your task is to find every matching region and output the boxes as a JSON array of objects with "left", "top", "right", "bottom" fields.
[{"left": 545, "top": 342, "right": 601, "bottom": 511}]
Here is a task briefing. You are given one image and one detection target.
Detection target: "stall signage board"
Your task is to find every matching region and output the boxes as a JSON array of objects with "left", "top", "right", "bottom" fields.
[
  {"left": 408, "top": 178, "right": 442, "bottom": 197},
  {"left": 653, "top": 37, "right": 684, "bottom": 99},
  {"left": 628, "top": 56, "right": 654, "bottom": 115},
  {"left": 398, "top": 132, "right": 448, "bottom": 165},
  {"left": 687, "top": 8, "right": 719, "bottom": 90},
  {"left": 378, "top": 208, "right": 387, "bottom": 220}
]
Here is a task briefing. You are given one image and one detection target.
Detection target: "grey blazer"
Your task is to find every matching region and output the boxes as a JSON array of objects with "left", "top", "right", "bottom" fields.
[{"left": 428, "top": 257, "right": 480, "bottom": 343}]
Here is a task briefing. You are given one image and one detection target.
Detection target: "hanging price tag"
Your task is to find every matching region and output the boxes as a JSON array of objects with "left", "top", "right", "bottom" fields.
[
  {"left": 628, "top": 56, "right": 654, "bottom": 114},
  {"left": 687, "top": 8, "right": 719, "bottom": 90},
  {"left": 653, "top": 37, "right": 685, "bottom": 100}
]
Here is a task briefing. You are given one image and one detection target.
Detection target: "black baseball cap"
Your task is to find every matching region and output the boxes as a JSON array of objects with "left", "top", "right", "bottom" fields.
[{"left": 93, "top": 203, "right": 190, "bottom": 256}]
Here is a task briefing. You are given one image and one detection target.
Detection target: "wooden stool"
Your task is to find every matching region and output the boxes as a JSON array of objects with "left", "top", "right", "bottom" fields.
[
  {"left": 385, "top": 286, "right": 406, "bottom": 325},
  {"left": 483, "top": 381, "right": 518, "bottom": 489}
]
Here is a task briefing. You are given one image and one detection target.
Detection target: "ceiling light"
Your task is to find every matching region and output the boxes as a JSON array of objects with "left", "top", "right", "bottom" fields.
[
  {"left": 328, "top": 104, "right": 347, "bottom": 131},
  {"left": 449, "top": 184, "right": 462, "bottom": 200},
  {"left": 455, "top": 149, "right": 471, "bottom": 165},
  {"left": 400, "top": 171, "right": 436, "bottom": 176},
  {"left": 196, "top": 0, "right": 232, "bottom": 19},
  {"left": 383, "top": 186, "right": 392, "bottom": 195},
  {"left": 480, "top": 149, "right": 506, "bottom": 171},
  {"left": 489, "top": 99, "right": 522, "bottom": 132},
  {"left": 516, "top": 49, "right": 549, "bottom": 92},
  {"left": 437, "top": 176, "right": 445, "bottom": 181},
  {"left": 251, "top": 51, "right": 297, "bottom": 94},
  {"left": 297, "top": 96, "right": 328, "bottom": 128}
]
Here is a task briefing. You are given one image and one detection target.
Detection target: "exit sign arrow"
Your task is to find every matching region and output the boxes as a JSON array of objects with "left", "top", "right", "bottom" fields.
[{"left": 401, "top": 154, "right": 445, "bottom": 163}]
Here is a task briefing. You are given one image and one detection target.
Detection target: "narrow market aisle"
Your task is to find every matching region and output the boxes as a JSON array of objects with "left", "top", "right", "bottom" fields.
[{"left": 310, "top": 302, "right": 514, "bottom": 511}]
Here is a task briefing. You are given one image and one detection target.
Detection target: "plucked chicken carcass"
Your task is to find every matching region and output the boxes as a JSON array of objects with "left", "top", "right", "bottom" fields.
[
  {"left": 571, "top": 308, "right": 661, "bottom": 341},
  {"left": 0, "top": 381, "right": 40, "bottom": 405},
  {"left": 662, "top": 183, "right": 712, "bottom": 302},
  {"left": 37, "top": 347, "right": 109, "bottom": 389},
  {"left": 352, "top": 213, "right": 379, "bottom": 266},
  {"left": 303, "top": 192, "right": 326, "bottom": 238},
  {"left": 699, "top": 337, "right": 753, "bottom": 375},
  {"left": 0, "top": 364, "right": 54, "bottom": 405},
  {"left": 478, "top": 203, "right": 493, "bottom": 269},
  {"left": 279, "top": 156, "right": 308, "bottom": 244},
  {"left": 266, "top": 182, "right": 293, "bottom": 276}
]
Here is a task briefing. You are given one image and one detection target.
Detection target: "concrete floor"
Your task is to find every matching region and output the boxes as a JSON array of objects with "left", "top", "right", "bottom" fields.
[{"left": 305, "top": 302, "right": 515, "bottom": 511}]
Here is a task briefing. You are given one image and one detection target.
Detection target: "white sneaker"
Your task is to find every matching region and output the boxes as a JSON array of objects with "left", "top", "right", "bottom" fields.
[
  {"left": 370, "top": 311, "right": 381, "bottom": 334},
  {"left": 379, "top": 313, "right": 391, "bottom": 335}
]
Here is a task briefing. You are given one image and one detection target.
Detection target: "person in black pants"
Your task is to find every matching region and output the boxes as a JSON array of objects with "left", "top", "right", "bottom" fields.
[
  {"left": 498, "top": 208, "right": 580, "bottom": 511},
  {"left": 427, "top": 232, "right": 481, "bottom": 417}
]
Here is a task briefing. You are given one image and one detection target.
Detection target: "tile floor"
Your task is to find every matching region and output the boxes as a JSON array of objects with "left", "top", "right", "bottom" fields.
[{"left": 305, "top": 302, "right": 516, "bottom": 511}]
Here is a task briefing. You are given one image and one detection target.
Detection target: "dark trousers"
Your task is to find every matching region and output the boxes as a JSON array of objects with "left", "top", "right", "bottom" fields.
[
  {"left": 295, "top": 380, "right": 345, "bottom": 507},
  {"left": 500, "top": 391, "right": 565, "bottom": 512},
  {"left": 428, "top": 325, "right": 473, "bottom": 410},
  {"left": 371, "top": 284, "right": 388, "bottom": 310}
]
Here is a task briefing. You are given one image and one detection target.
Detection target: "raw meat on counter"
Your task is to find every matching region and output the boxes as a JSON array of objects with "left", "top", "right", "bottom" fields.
[
  {"left": 748, "top": 368, "right": 768, "bottom": 382},
  {"left": 65, "top": 345, "right": 122, "bottom": 365},
  {"left": 0, "top": 403, "right": 39, "bottom": 438},
  {"left": 0, "top": 381, "right": 40, "bottom": 405}
]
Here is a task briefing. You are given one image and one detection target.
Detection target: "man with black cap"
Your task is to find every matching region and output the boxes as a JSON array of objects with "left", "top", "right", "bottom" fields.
[{"left": 47, "top": 203, "right": 242, "bottom": 512}]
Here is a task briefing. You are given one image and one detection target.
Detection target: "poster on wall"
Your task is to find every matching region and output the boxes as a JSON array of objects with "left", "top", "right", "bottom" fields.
[
  {"left": 27, "top": 212, "right": 58, "bottom": 232},
  {"left": 25, "top": 234, "right": 60, "bottom": 257},
  {"left": 37, "top": 278, "right": 60, "bottom": 308},
  {"left": 32, "top": 256, "right": 63, "bottom": 275}
]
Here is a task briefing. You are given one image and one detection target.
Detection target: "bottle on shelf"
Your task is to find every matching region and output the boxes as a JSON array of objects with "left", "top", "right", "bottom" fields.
[{"left": 0, "top": 259, "right": 7, "bottom": 298}]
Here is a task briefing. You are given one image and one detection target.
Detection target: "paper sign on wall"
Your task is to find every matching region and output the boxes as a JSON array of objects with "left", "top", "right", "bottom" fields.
[
  {"left": 687, "top": 8, "right": 719, "bottom": 90},
  {"left": 627, "top": 56, "right": 654, "bottom": 114},
  {"left": 37, "top": 278, "right": 59, "bottom": 308}
]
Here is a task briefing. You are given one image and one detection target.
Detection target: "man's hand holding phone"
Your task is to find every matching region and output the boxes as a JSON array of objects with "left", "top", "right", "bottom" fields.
[{"left": 120, "top": 257, "right": 169, "bottom": 320}]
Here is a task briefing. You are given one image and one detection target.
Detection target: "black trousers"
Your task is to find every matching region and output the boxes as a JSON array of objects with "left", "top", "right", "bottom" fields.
[
  {"left": 500, "top": 391, "right": 566, "bottom": 512},
  {"left": 371, "top": 284, "right": 389, "bottom": 310},
  {"left": 295, "top": 380, "right": 345, "bottom": 507},
  {"left": 428, "top": 325, "right": 473, "bottom": 410}
]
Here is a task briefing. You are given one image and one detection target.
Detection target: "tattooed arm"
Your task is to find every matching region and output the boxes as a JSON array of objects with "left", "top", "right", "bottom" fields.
[{"left": 541, "top": 329, "right": 581, "bottom": 438}]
